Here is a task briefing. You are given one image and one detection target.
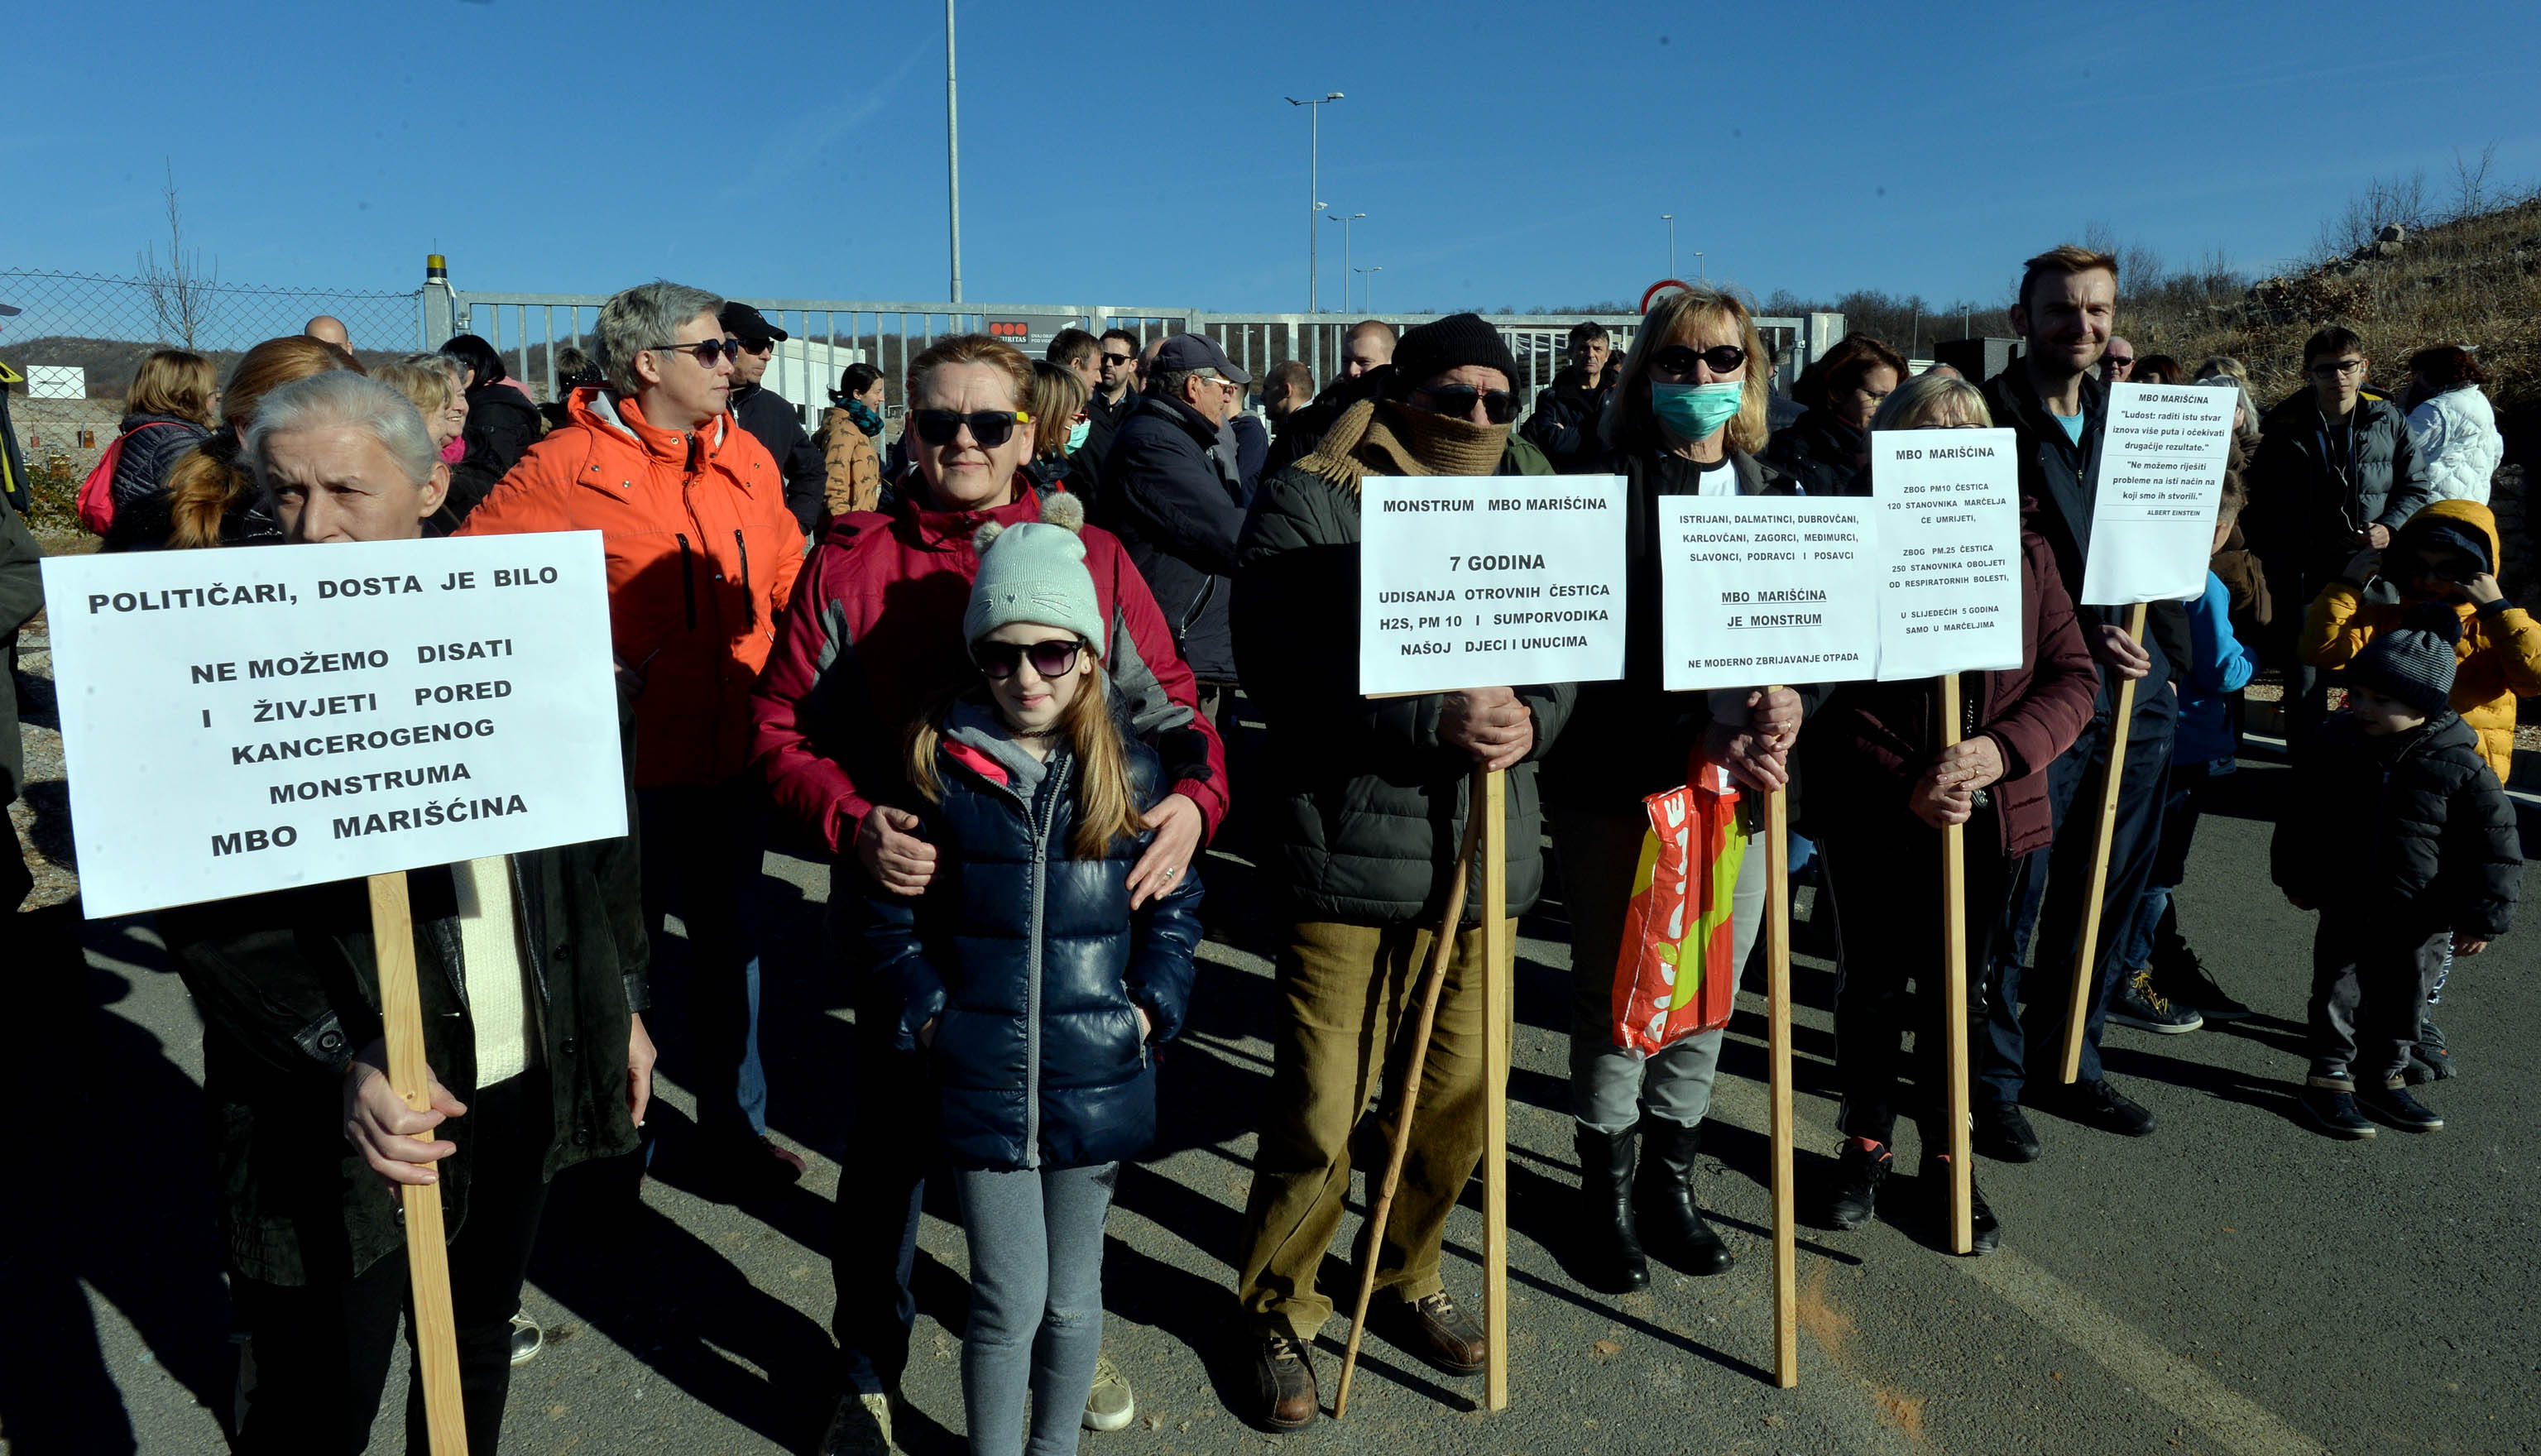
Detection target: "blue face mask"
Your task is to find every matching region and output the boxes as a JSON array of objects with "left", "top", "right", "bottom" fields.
[
  {"left": 1067, "top": 417, "right": 1091, "bottom": 453},
  {"left": 1650, "top": 381, "right": 1744, "bottom": 442}
]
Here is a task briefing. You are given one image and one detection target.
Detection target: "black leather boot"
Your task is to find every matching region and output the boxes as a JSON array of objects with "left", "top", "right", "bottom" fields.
[
  {"left": 1634, "top": 1118, "right": 1733, "bottom": 1276},
  {"left": 1573, "top": 1123, "right": 1649, "bottom": 1292}
]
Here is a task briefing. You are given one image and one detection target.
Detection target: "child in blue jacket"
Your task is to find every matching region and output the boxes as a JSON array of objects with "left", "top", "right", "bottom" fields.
[{"left": 853, "top": 496, "right": 1203, "bottom": 1456}]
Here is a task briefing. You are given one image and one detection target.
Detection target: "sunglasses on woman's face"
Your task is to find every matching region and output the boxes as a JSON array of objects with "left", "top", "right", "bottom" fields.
[
  {"left": 1651, "top": 343, "right": 1747, "bottom": 377},
  {"left": 972, "top": 638, "right": 1083, "bottom": 681},
  {"left": 645, "top": 338, "right": 748, "bottom": 367},
  {"left": 913, "top": 409, "right": 1032, "bottom": 448},
  {"left": 1412, "top": 384, "right": 1520, "bottom": 424}
]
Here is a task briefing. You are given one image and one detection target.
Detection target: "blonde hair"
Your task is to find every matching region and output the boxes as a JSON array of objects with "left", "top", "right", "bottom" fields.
[
  {"left": 125, "top": 349, "right": 218, "bottom": 426},
  {"left": 1027, "top": 360, "right": 1089, "bottom": 463},
  {"left": 907, "top": 333, "right": 1033, "bottom": 412},
  {"left": 165, "top": 337, "right": 359, "bottom": 549},
  {"left": 1604, "top": 286, "right": 1772, "bottom": 457},
  {"left": 905, "top": 666, "right": 1150, "bottom": 860},
  {"left": 372, "top": 356, "right": 453, "bottom": 419},
  {"left": 1870, "top": 373, "right": 1994, "bottom": 432}
]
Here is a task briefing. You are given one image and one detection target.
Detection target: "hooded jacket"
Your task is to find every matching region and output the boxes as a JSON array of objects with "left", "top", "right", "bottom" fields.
[
  {"left": 852, "top": 699, "right": 1202, "bottom": 1171},
  {"left": 1096, "top": 391, "right": 1248, "bottom": 681},
  {"left": 750, "top": 479, "right": 1229, "bottom": 859},
  {"left": 2271, "top": 710, "right": 2519, "bottom": 941},
  {"left": 731, "top": 380, "right": 828, "bottom": 534},
  {"left": 2248, "top": 390, "right": 2432, "bottom": 592},
  {"left": 2407, "top": 383, "right": 2504, "bottom": 505},
  {"left": 2299, "top": 499, "right": 2541, "bottom": 782},
  {"left": 456, "top": 387, "right": 804, "bottom": 788}
]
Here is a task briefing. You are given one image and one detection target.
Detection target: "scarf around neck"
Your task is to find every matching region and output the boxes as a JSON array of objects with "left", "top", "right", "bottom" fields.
[{"left": 1301, "top": 399, "right": 1509, "bottom": 493}]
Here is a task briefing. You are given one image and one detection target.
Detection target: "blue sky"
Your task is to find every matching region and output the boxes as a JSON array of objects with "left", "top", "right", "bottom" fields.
[{"left": 12, "top": 0, "right": 2539, "bottom": 315}]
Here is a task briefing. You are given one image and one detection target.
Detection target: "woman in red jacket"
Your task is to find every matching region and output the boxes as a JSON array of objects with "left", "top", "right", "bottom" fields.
[{"left": 1798, "top": 372, "right": 2098, "bottom": 1254}]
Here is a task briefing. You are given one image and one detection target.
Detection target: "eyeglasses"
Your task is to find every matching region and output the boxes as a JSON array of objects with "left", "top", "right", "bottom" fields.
[
  {"left": 2309, "top": 358, "right": 2366, "bottom": 379},
  {"left": 1650, "top": 343, "right": 1748, "bottom": 377},
  {"left": 645, "top": 338, "right": 748, "bottom": 367},
  {"left": 972, "top": 638, "right": 1084, "bottom": 681},
  {"left": 1100, "top": 352, "right": 1135, "bottom": 366},
  {"left": 913, "top": 408, "right": 1032, "bottom": 447},
  {"left": 1412, "top": 384, "right": 1520, "bottom": 424}
]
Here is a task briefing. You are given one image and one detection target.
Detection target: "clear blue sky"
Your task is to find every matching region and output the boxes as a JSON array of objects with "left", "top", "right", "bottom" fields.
[{"left": 13, "top": 0, "right": 2539, "bottom": 315}]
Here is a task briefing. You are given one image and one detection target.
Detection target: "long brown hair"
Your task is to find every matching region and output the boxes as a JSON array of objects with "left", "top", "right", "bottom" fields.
[
  {"left": 124, "top": 348, "right": 218, "bottom": 426},
  {"left": 164, "top": 338, "right": 359, "bottom": 548},
  {"left": 905, "top": 660, "right": 1151, "bottom": 860}
]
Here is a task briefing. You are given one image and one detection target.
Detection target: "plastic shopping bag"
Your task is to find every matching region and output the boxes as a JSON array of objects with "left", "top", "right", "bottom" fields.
[{"left": 1608, "top": 756, "right": 1745, "bottom": 1054}]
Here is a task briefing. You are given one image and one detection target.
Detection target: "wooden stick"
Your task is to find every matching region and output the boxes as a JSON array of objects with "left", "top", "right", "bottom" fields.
[
  {"left": 369, "top": 872, "right": 471, "bottom": 1456},
  {"left": 2059, "top": 601, "right": 2148, "bottom": 1085},
  {"left": 1333, "top": 781, "right": 1486, "bottom": 1420},
  {"left": 1765, "top": 690, "right": 1798, "bottom": 1391},
  {"left": 1939, "top": 674, "right": 1973, "bottom": 1254},
  {"left": 1480, "top": 766, "right": 1511, "bottom": 1411}
]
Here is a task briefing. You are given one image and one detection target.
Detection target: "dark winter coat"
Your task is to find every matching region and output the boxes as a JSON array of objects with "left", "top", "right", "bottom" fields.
[
  {"left": 731, "top": 381, "right": 829, "bottom": 534},
  {"left": 2247, "top": 390, "right": 2432, "bottom": 596},
  {"left": 2271, "top": 711, "right": 2519, "bottom": 941},
  {"left": 1800, "top": 520, "right": 2098, "bottom": 858},
  {"left": 1096, "top": 393, "right": 1249, "bottom": 681},
  {"left": 462, "top": 380, "right": 544, "bottom": 481},
  {"left": 108, "top": 413, "right": 214, "bottom": 509},
  {"left": 1077, "top": 388, "right": 1134, "bottom": 488},
  {"left": 1234, "top": 458, "right": 1575, "bottom": 927},
  {"left": 1262, "top": 366, "right": 1392, "bottom": 478},
  {"left": 854, "top": 701, "right": 1203, "bottom": 1172},
  {"left": 1517, "top": 364, "right": 1618, "bottom": 475},
  {"left": 0, "top": 500, "right": 37, "bottom": 810},
  {"left": 1232, "top": 412, "right": 1270, "bottom": 497},
  {"left": 98, "top": 432, "right": 281, "bottom": 553},
  {"left": 1757, "top": 408, "right": 1868, "bottom": 496}
]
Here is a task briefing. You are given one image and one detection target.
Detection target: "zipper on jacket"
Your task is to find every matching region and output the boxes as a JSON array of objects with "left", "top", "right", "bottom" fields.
[
  {"left": 735, "top": 529, "right": 756, "bottom": 630},
  {"left": 1022, "top": 754, "right": 1072, "bottom": 1170},
  {"left": 675, "top": 534, "right": 698, "bottom": 630}
]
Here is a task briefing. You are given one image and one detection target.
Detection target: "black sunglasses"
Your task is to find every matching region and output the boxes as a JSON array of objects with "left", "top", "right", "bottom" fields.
[
  {"left": 913, "top": 409, "right": 1032, "bottom": 448},
  {"left": 973, "top": 638, "right": 1084, "bottom": 681},
  {"left": 645, "top": 338, "right": 748, "bottom": 366},
  {"left": 1100, "top": 352, "right": 1135, "bottom": 366},
  {"left": 1412, "top": 384, "right": 1520, "bottom": 424},
  {"left": 1650, "top": 343, "right": 1747, "bottom": 376}
]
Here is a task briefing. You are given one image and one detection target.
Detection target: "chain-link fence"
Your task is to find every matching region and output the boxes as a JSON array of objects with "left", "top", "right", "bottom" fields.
[{"left": 0, "top": 270, "right": 424, "bottom": 401}]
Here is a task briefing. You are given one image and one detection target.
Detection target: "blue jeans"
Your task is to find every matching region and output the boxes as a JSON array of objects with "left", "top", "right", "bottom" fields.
[{"left": 635, "top": 775, "right": 769, "bottom": 1144}]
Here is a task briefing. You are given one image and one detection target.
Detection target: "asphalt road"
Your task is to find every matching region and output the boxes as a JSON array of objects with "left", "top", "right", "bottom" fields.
[{"left": 4, "top": 751, "right": 2537, "bottom": 1456}]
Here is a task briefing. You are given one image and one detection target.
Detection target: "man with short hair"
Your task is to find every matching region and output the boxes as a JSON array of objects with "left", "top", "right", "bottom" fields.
[
  {"left": 2100, "top": 336, "right": 2136, "bottom": 386},
  {"left": 1077, "top": 328, "right": 1144, "bottom": 478},
  {"left": 1048, "top": 328, "right": 1100, "bottom": 396},
  {"left": 1096, "top": 334, "right": 1252, "bottom": 707},
  {"left": 721, "top": 302, "right": 828, "bottom": 534},
  {"left": 1340, "top": 318, "right": 1397, "bottom": 381},
  {"left": 1262, "top": 360, "right": 1316, "bottom": 433},
  {"left": 1259, "top": 321, "right": 1402, "bottom": 476},
  {"left": 304, "top": 314, "right": 350, "bottom": 351},
  {"left": 1518, "top": 320, "right": 1619, "bottom": 473},
  {"left": 1974, "top": 246, "right": 2191, "bottom": 1163},
  {"left": 2246, "top": 326, "right": 2431, "bottom": 747}
]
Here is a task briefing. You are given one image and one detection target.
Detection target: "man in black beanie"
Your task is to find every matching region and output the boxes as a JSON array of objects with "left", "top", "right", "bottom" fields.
[{"left": 2272, "top": 603, "right": 2520, "bottom": 1140}]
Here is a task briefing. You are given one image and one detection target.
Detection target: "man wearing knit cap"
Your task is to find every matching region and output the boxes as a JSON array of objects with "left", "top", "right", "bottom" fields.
[
  {"left": 2272, "top": 603, "right": 2519, "bottom": 1141},
  {"left": 1226, "top": 314, "right": 1575, "bottom": 1428}
]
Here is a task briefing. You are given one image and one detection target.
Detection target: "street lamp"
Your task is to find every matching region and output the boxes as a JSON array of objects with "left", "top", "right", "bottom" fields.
[
  {"left": 1354, "top": 266, "right": 1381, "bottom": 313},
  {"left": 1695, "top": 251, "right": 1706, "bottom": 282},
  {"left": 1327, "top": 212, "right": 1364, "bottom": 310},
  {"left": 1660, "top": 213, "right": 1675, "bottom": 280},
  {"left": 1286, "top": 92, "right": 1345, "bottom": 312},
  {"left": 947, "top": 0, "right": 962, "bottom": 302}
]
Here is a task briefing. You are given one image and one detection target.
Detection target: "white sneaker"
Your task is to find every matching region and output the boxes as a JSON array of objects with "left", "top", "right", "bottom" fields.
[
  {"left": 1083, "top": 1353, "right": 1135, "bottom": 1431},
  {"left": 509, "top": 1313, "right": 544, "bottom": 1367},
  {"left": 820, "top": 1391, "right": 895, "bottom": 1455}
]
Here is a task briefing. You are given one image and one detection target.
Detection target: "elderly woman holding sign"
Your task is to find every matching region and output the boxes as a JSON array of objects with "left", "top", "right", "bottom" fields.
[
  {"left": 1797, "top": 372, "right": 2096, "bottom": 1253},
  {"left": 157, "top": 371, "right": 652, "bottom": 1454},
  {"left": 1544, "top": 285, "right": 1799, "bottom": 1294}
]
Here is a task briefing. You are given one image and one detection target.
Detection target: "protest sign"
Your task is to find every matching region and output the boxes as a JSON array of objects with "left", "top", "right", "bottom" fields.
[
  {"left": 1358, "top": 475, "right": 1627, "bottom": 697},
  {"left": 1871, "top": 428, "right": 2026, "bottom": 681},
  {"left": 42, "top": 531, "right": 626, "bottom": 917},
  {"left": 2077, "top": 382, "right": 2238, "bottom": 606},
  {"left": 1659, "top": 496, "right": 1878, "bottom": 692}
]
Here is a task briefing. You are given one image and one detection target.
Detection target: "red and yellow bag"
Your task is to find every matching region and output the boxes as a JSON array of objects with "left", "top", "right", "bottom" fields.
[{"left": 1608, "top": 755, "right": 1745, "bottom": 1054}]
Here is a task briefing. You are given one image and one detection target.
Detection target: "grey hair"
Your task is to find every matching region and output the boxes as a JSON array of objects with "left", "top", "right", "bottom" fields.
[
  {"left": 247, "top": 371, "right": 442, "bottom": 489},
  {"left": 1148, "top": 367, "right": 1201, "bottom": 404},
  {"left": 1869, "top": 371, "right": 1994, "bottom": 433},
  {"left": 595, "top": 280, "right": 725, "bottom": 393}
]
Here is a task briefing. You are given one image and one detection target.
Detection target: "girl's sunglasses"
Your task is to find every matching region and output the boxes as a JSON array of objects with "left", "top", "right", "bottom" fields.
[
  {"left": 973, "top": 638, "right": 1083, "bottom": 680},
  {"left": 645, "top": 338, "right": 748, "bottom": 366},
  {"left": 913, "top": 409, "right": 1032, "bottom": 447},
  {"left": 1412, "top": 384, "right": 1521, "bottom": 424},
  {"left": 1651, "top": 343, "right": 1748, "bottom": 376}
]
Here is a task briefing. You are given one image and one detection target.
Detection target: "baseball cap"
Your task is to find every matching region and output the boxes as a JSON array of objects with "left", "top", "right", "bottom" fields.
[
  {"left": 1149, "top": 333, "right": 1252, "bottom": 386},
  {"left": 718, "top": 302, "right": 789, "bottom": 348}
]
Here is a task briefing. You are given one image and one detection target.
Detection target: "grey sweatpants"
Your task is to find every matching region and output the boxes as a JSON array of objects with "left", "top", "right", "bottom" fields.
[
  {"left": 952, "top": 1161, "right": 1119, "bottom": 1456},
  {"left": 1555, "top": 806, "right": 1768, "bottom": 1135}
]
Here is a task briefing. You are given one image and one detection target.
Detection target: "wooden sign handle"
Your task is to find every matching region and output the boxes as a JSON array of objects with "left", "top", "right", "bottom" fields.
[
  {"left": 2059, "top": 601, "right": 2148, "bottom": 1085},
  {"left": 1480, "top": 767, "right": 1512, "bottom": 1411},
  {"left": 1939, "top": 675, "right": 1974, "bottom": 1254},
  {"left": 1764, "top": 688, "right": 1798, "bottom": 1389},
  {"left": 368, "top": 871, "right": 472, "bottom": 1456}
]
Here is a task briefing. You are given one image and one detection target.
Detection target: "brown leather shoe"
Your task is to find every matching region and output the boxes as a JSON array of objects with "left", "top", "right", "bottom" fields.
[
  {"left": 1250, "top": 1329, "right": 1318, "bottom": 1430},
  {"left": 1392, "top": 1291, "right": 1486, "bottom": 1376}
]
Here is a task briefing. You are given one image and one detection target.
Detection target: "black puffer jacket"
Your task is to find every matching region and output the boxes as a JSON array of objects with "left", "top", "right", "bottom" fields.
[
  {"left": 1234, "top": 458, "right": 1574, "bottom": 925},
  {"left": 1757, "top": 408, "right": 1867, "bottom": 496},
  {"left": 462, "top": 381, "right": 544, "bottom": 481},
  {"left": 855, "top": 701, "right": 1203, "bottom": 1172},
  {"left": 731, "top": 381, "right": 828, "bottom": 534},
  {"left": 1096, "top": 392, "right": 1247, "bottom": 681},
  {"left": 2247, "top": 390, "right": 2433, "bottom": 594},
  {"left": 1517, "top": 364, "right": 1618, "bottom": 475},
  {"left": 108, "top": 413, "right": 214, "bottom": 509},
  {"left": 2271, "top": 710, "right": 2519, "bottom": 940}
]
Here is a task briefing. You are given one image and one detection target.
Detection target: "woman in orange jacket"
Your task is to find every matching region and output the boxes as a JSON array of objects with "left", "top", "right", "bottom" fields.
[{"left": 458, "top": 280, "right": 808, "bottom": 1190}]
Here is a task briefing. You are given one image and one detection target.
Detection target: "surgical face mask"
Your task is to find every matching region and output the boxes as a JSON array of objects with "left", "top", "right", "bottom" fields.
[
  {"left": 1650, "top": 381, "right": 1744, "bottom": 442},
  {"left": 1067, "top": 417, "right": 1091, "bottom": 453}
]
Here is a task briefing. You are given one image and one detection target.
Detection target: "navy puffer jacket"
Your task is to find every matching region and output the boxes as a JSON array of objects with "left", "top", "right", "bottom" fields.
[
  {"left": 109, "top": 413, "right": 213, "bottom": 508},
  {"left": 854, "top": 698, "right": 1204, "bottom": 1171}
]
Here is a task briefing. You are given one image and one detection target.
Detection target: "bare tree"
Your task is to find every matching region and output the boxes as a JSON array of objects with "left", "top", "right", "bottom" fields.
[
  {"left": 137, "top": 160, "right": 217, "bottom": 347},
  {"left": 2449, "top": 142, "right": 2498, "bottom": 223}
]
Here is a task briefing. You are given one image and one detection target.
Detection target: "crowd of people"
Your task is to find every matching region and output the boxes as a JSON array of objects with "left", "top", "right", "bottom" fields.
[{"left": 0, "top": 242, "right": 2529, "bottom": 1455}]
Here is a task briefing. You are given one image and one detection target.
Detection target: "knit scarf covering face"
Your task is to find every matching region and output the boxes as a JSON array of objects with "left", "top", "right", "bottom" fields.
[{"left": 1302, "top": 399, "right": 1509, "bottom": 492}]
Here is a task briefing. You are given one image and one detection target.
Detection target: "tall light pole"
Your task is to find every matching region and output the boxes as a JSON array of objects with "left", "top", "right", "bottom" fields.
[
  {"left": 1328, "top": 211, "right": 1364, "bottom": 310},
  {"left": 1354, "top": 266, "right": 1381, "bottom": 314},
  {"left": 946, "top": 0, "right": 962, "bottom": 303},
  {"left": 1286, "top": 92, "right": 1344, "bottom": 312},
  {"left": 1695, "top": 251, "right": 1705, "bottom": 282},
  {"left": 1661, "top": 214, "right": 1675, "bottom": 280}
]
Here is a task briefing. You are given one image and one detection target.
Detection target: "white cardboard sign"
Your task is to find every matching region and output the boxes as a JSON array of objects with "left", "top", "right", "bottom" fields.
[
  {"left": 1660, "top": 496, "right": 1879, "bottom": 692},
  {"left": 1359, "top": 476, "right": 1628, "bottom": 695},
  {"left": 2077, "top": 382, "right": 2237, "bottom": 606},
  {"left": 1871, "top": 429, "right": 2026, "bottom": 681},
  {"left": 42, "top": 532, "right": 628, "bottom": 917}
]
